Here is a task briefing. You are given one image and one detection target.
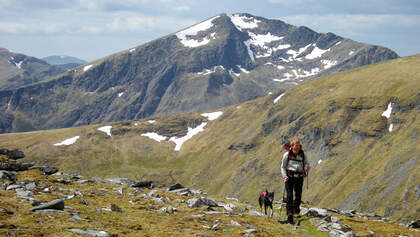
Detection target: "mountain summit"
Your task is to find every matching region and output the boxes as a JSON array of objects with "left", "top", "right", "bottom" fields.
[{"left": 0, "top": 13, "right": 398, "bottom": 133}]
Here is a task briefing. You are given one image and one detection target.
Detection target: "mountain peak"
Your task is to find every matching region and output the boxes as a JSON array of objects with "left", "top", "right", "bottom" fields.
[{"left": 0, "top": 13, "right": 398, "bottom": 133}]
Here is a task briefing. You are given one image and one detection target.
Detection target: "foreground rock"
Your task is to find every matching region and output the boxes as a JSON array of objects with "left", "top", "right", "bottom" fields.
[{"left": 30, "top": 199, "right": 65, "bottom": 211}]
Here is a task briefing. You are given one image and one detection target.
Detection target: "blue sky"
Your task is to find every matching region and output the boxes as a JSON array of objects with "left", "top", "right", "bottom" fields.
[{"left": 1, "top": 0, "right": 419, "bottom": 61}]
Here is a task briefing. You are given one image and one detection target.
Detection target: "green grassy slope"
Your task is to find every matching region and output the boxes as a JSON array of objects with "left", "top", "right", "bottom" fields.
[{"left": 1, "top": 55, "right": 419, "bottom": 223}]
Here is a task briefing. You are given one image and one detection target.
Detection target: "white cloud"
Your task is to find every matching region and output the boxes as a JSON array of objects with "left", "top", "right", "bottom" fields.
[
  {"left": 174, "top": 5, "right": 191, "bottom": 11},
  {"left": 81, "top": 25, "right": 102, "bottom": 34},
  {"left": 281, "top": 14, "right": 420, "bottom": 33},
  {"left": 268, "top": 0, "right": 310, "bottom": 5},
  {"left": 106, "top": 15, "right": 195, "bottom": 32},
  {"left": 0, "top": 22, "right": 63, "bottom": 34}
]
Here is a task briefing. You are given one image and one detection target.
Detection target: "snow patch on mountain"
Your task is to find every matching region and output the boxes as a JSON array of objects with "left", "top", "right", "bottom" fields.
[
  {"left": 243, "top": 40, "right": 255, "bottom": 61},
  {"left": 305, "top": 45, "right": 331, "bottom": 59},
  {"left": 274, "top": 93, "right": 285, "bottom": 103},
  {"left": 83, "top": 65, "right": 93, "bottom": 72},
  {"left": 170, "top": 123, "right": 207, "bottom": 151},
  {"left": 141, "top": 132, "right": 167, "bottom": 142},
  {"left": 176, "top": 16, "right": 219, "bottom": 48},
  {"left": 201, "top": 111, "right": 223, "bottom": 120},
  {"left": 237, "top": 65, "right": 250, "bottom": 74},
  {"left": 248, "top": 32, "right": 283, "bottom": 47},
  {"left": 197, "top": 65, "right": 225, "bottom": 75},
  {"left": 321, "top": 60, "right": 338, "bottom": 69},
  {"left": 15, "top": 61, "right": 23, "bottom": 69},
  {"left": 382, "top": 103, "right": 393, "bottom": 119},
  {"left": 229, "top": 14, "right": 260, "bottom": 31},
  {"left": 287, "top": 44, "right": 312, "bottom": 60},
  {"left": 98, "top": 126, "right": 112, "bottom": 137},
  {"left": 54, "top": 136, "right": 80, "bottom": 146}
]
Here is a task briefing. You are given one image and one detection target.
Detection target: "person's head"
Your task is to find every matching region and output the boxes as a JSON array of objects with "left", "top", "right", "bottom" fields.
[{"left": 290, "top": 137, "right": 302, "bottom": 153}]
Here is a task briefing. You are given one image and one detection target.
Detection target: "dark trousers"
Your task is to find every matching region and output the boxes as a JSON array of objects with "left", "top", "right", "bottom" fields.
[{"left": 285, "top": 176, "right": 304, "bottom": 216}]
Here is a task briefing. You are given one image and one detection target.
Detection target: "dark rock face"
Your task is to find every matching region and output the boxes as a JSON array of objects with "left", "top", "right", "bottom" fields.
[
  {"left": 0, "top": 48, "right": 68, "bottom": 90},
  {"left": 0, "top": 13, "right": 399, "bottom": 134},
  {"left": 0, "top": 148, "right": 25, "bottom": 160}
]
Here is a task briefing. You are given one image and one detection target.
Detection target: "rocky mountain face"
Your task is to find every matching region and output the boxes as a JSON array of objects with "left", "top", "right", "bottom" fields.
[
  {"left": 0, "top": 13, "right": 398, "bottom": 133},
  {"left": 0, "top": 153, "right": 418, "bottom": 236},
  {"left": 0, "top": 48, "right": 69, "bottom": 90}
]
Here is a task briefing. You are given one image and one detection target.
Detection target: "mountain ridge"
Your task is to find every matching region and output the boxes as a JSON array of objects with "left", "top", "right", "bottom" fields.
[{"left": 0, "top": 13, "right": 399, "bottom": 133}]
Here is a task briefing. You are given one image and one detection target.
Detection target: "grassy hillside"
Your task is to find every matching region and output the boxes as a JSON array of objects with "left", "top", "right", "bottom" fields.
[{"left": 1, "top": 55, "right": 419, "bottom": 224}]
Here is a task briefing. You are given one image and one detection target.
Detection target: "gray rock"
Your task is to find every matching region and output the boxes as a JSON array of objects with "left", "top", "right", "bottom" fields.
[
  {"left": 6, "top": 184, "right": 21, "bottom": 190},
  {"left": 16, "top": 188, "right": 33, "bottom": 198},
  {"left": 149, "top": 190, "right": 159, "bottom": 197},
  {"left": 205, "top": 211, "right": 228, "bottom": 215},
  {"left": 30, "top": 199, "right": 65, "bottom": 211},
  {"left": 0, "top": 148, "right": 25, "bottom": 160},
  {"left": 168, "top": 183, "right": 184, "bottom": 191},
  {"left": 0, "top": 170, "right": 16, "bottom": 182},
  {"left": 187, "top": 197, "right": 219, "bottom": 208},
  {"left": 223, "top": 203, "right": 237, "bottom": 211},
  {"left": 160, "top": 206, "right": 176, "bottom": 214},
  {"left": 104, "top": 177, "right": 131, "bottom": 184},
  {"left": 248, "top": 210, "right": 264, "bottom": 217},
  {"left": 331, "top": 216, "right": 341, "bottom": 223},
  {"left": 31, "top": 166, "right": 59, "bottom": 175},
  {"left": 152, "top": 197, "right": 166, "bottom": 204},
  {"left": 67, "top": 228, "right": 109, "bottom": 237},
  {"left": 229, "top": 220, "right": 241, "bottom": 227},
  {"left": 308, "top": 208, "right": 329, "bottom": 217},
  {"left": 77, "top": 179, "right": 96, "bottom": 184},
  {"left": 245, "top": 229, "right": 257, "bottom": 233},
  {"left": 110, "top": 204, "right": 122, "bottom": 212},
  {"left": 25, "top": 182, "right": 37, "bottom": 190},
  {"left": 330, "top": 229, "right": 355, "bottom": 237}
]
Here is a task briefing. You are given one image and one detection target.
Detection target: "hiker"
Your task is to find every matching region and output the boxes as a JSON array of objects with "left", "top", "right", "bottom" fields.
[{"left": 281, "top": 137, "right": 310, "bottom": 224}]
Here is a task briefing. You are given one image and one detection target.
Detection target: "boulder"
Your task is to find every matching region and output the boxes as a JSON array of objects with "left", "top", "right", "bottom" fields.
[
  {"left": 31, "top": 166, "right": 59, "bottom": 175},
  {"left": 307, "top": 208, "right": 329, "bottom": 217},
  {"left": 67, "top": 229, "right": 109, "bottom": 237},
  {"left": 187, "top": 197, "right": 219, "bottom": 208},
  {"left": 408, "top": 220, "right": 420, "bottom": 228},
  {"left": 0, "top": 149, "right": 25, "bottom": 160},
  {"left": 0, "top": 170, "right": 16, "bottom": 182},
  {"left": 30, "top": 199, "right": 65, "bottom": 211},
  {"left": 0, "top": 162, "right": 33, "bottom": 171},
  {"left": 168, "top": 183, "right": 184, "bottom": 191},
  {"left": 131, "top": 181, "right": 153, "bottom": 188}
]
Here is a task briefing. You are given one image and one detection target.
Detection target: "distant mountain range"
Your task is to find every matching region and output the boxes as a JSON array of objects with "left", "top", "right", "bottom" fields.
[
  {"left": 0, "top": 48, "right": 69, "bottom": 90},
  {"left": 41, "top": 55, "right": 87, "bottom": 65},
  {"left": 0, "top": 13, "right": 399, "bottom": 133},
  {"left": 0, "top": 50, "right": 86, "bottom": 90}
]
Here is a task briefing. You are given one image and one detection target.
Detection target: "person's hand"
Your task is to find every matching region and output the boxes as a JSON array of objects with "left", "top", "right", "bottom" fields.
[
  {"left": 305, "top": 165, "right": 310, "bottom": 172},
  {"left": 283, "top": 177, "right": 288, "bottom": 183}
]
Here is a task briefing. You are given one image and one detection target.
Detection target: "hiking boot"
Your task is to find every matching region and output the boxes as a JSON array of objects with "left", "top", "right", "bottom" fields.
[
  {"left": 293, "top": 213, "right": 301, "bottom": 218},
  {"left": 287, "top": 215, "right": 294, "bottom": 224}
]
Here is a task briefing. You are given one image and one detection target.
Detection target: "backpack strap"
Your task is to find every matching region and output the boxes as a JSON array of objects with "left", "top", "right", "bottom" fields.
[{"left": 286, "top": 148, "right": 306, "bottom": 176}]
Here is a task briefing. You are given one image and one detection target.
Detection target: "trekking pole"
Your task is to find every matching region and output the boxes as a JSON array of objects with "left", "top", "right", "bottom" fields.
[
  {"left": 279, "top": 185, "right": 286, "bottom": 219},
  {"left": 306, "top": 172, "right": 309, "bottom": 190}
]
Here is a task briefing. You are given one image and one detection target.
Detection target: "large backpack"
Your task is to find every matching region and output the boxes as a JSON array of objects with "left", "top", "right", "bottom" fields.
[{"left": 283, "top": 143, "right": 306, "bottom": 176}]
